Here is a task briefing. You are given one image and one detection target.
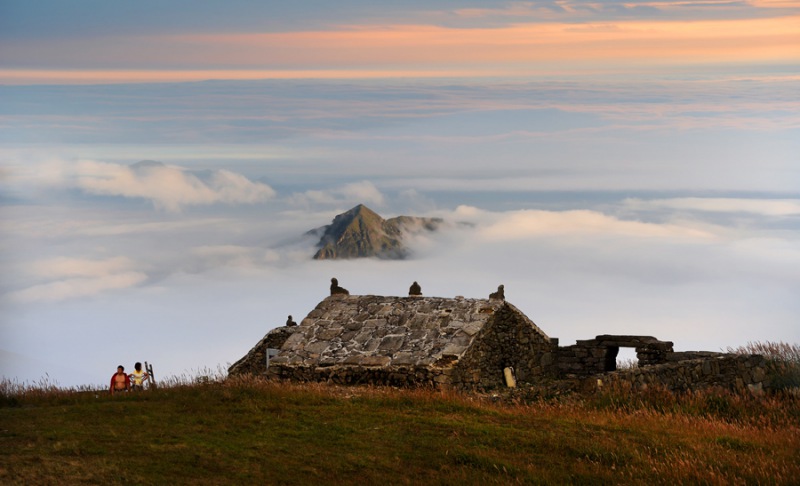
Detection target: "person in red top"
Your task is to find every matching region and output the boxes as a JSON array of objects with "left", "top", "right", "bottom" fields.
[{"left": 110, "top": 365, "right": 130, "bottom": 395}]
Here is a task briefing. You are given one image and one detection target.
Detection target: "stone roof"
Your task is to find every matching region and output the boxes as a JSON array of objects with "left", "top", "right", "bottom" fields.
[{"left": 269, "top": 294, "right": 549, "bottom": 369}]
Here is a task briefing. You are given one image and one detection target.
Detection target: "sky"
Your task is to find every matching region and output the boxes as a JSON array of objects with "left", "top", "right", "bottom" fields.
[{"left": 1, "top": 1, "right": 799, "bottom": 387}]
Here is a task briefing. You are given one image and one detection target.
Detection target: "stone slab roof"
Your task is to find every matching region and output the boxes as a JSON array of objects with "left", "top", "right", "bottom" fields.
[{"left": 269, "top": 294, "right": 549, "bottom": 369}]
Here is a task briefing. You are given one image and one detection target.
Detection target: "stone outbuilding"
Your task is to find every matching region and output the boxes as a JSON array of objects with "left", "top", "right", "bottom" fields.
[
  {"left": 230, "top": 290, "right": 776, "bottom": 393},
  {"left": 230, "top": 293, "right": 554, "bottom": 389}
]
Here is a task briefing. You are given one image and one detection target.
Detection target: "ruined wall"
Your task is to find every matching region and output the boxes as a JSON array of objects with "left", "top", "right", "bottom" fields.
[
  {"left": 456, "top": 304, "right": 555, "bottom": 388},
  {"left": 550, "top": 335, "right": 776, "bottom": 393},
  {"left": 594, "top": 354, "right": 773, "bottom": 393},
  {"left": 555, "top": 335, "right": 673, "bottom": 376}
]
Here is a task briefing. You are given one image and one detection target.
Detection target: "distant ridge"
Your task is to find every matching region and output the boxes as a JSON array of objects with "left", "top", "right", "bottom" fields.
[{"left": 311, "top": 204, "right": 442, "bottom": 260}]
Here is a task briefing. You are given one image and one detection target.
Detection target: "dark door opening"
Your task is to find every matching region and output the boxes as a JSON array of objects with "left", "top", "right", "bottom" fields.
[{"left": 604, "top": 346, "right": 619, "bottom": 372}]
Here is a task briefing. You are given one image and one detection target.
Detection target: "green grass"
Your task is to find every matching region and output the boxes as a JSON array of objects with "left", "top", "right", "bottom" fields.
[{"left": 2, "top": 376, "right": 799, "bottom": 485}]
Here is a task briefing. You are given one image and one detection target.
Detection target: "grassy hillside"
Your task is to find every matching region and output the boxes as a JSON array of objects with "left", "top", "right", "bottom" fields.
[{"left": 2, "top": 376, "right": 799, "bottom": 485}]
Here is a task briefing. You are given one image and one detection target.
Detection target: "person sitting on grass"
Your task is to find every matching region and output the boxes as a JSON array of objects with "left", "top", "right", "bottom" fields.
[
  {"left": 130, "top": 362, "right": 149, "bottom": 391},
  {"left": 110, "top": 365, "right": 130, "bottom": 395}
]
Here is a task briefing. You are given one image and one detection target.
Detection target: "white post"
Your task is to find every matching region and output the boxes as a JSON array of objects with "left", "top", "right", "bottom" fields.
[
  {"left": 265, "top": 347, "right": 280, "bottom": 371},
  {"left": 503, "top": 367, "right": 516, "bottom": 388}
]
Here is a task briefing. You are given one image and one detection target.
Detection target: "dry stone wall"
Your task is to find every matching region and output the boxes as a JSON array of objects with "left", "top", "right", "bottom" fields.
[
  {"left": 228, "top": 326, "right": 301, "bottom": 376},
  {"left": 456, "top": 303, "right": 554, "bottom": 389},
  {"left": 267, "top": 363, "right": 447, "bottom": 388},
  {"left": 594, "top": 354, "right": 774, "bottom": 393},
  {"left": 555, "top": 335, "right": 673, "bottom": 376}
]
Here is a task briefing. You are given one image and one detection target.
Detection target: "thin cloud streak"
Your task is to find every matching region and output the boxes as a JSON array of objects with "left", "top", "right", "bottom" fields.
[
  {"left": 7, "top": 272, "right": 147, "bottom": 304},
  {"left": 71, "top": 160, "right": 275, "bottom": 212},
  {"left": 288, "top": 181, "right": 386, "bottom": 208},
  {"left": 625, "top": 197, "right": 800, "bottom": 216},
  {"left": 0, "top": 69, "right": 513, "bottom": 85},
  {"left": 477, "top": 208, "right": 715, "bottom": 240},
  {"left": 1, "top": 16, "right": 798, "bottom": 83},
  {"left": 29, "top": 256, "right": 139, "bottom": 280}
]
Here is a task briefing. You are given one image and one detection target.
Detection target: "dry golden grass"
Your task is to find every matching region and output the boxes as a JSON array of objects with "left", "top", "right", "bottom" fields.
[{"left": 2, "top": 371, "right": 799, "bottom": 485}]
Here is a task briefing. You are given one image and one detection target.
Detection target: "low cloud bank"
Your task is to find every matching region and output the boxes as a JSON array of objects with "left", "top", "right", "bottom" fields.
[
  {"left": 2, "top": 157, "right": 276, "bottom": 212},
  {"left": 475, "top": 208, "right": 713, "bottom": 241},
  {"left": 74, "top": 160, "right": 276, "bottom": 211},
  {"left": 288, "top": 180, "right": 385, "bottom": 208},
  {"left": 625, "top": 197, "right": 800, "bottom": 216},
  {"left": 623, "top": 197, "right": 800, "bottom": 216},
  {"left": 6, "top": 256, "right": 146, "bottom": 303},
  {"left": 8, "top": 271, "right": 147, "bottom": 304}
]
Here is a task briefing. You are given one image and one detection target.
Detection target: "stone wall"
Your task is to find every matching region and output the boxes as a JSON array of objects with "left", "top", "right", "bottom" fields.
[
  {"left": 550, "top": 335, "right": 776, "bottom": 393},
  {"left": 228, "top": 326, "right": 301, "bottom": 376},
  {"left": 667, "top": 351, "right": 725, "bottom": 362},
  {"left": 594, "top": 354, "right": 773, "bottom": 393},
  {"left": 456, "top": 304, "right": 555, "bottom": 389},
  {"left": 267, "top": 351, "right": 777, "bottom": 395},
  {"left": 555, "top": 335, "right": 673, "bottom": 376},
  {"left": 267, "top": 363, "right": 447, "bottom": 388}
]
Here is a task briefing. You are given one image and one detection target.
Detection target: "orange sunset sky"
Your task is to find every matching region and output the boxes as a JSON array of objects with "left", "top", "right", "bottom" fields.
[{"left": 1, "top": 1, "right": 798, "bottom": 83}]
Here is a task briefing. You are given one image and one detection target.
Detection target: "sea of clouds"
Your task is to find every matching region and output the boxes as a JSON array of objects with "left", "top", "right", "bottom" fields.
[
  {"left": 1, "top": 77, "right": 798, "bottom": 386},
  {"left": 2, "top": 156, "right": 798, "bottom": 387}
]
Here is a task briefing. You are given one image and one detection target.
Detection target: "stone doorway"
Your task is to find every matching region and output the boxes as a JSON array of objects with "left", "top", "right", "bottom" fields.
[
  {"left": 604, "top": 346, "right": 641, "bottom": 372},
  {"left": 616, "top": 347, "right": 639, "bottom": 370}
]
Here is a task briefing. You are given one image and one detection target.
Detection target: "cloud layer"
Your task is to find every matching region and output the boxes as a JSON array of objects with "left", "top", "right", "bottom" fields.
[
  {"left": 72, "top": 160, "right": 275, "bottom": 211},
  {"left": 1, "top": 72, "right": 797, "bottom": 389},
  {"left": 289, "top": 181, "right": 386, "bottom": 208},
  {"left": 625, "top": 197, "right": 800, "bottom": 216},
  {"left": 2, "top": 190, "right": 798, "bottom": 387},
  {"left": 7, "top": 257, "right": 147, "bottom": 303},
  {"left": 2, "top": 1, "right": 799, "bottom": 82},
  {"left": 476, "top": 208, "right": 714, "bottom": 240}
]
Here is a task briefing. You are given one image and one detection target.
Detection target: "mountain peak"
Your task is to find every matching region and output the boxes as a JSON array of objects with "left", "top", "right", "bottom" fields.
[
  {"left": 334, "top": 204, "right": 379, "bottom": 221},
  {"left": 311, "top": 204, "right": 442, "bottom": 260}
]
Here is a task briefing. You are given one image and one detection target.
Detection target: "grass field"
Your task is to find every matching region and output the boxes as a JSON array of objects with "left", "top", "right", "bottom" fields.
[{"left": 2, "top": 374, "right": 799, "bottom": 485}]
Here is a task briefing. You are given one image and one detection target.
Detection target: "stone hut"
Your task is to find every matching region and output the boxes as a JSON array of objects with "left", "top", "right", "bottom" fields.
[
  {"left": 231, "top": 293, "right": 554, "bottom": 389},
  {"left": 230, "top": 291, "right": 776, "bottom": 393}
]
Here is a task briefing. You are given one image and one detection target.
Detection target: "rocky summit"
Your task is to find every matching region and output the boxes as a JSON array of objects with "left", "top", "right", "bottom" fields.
[{"left": 310, "top": 204, "right": 442, "bottom": 260}]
